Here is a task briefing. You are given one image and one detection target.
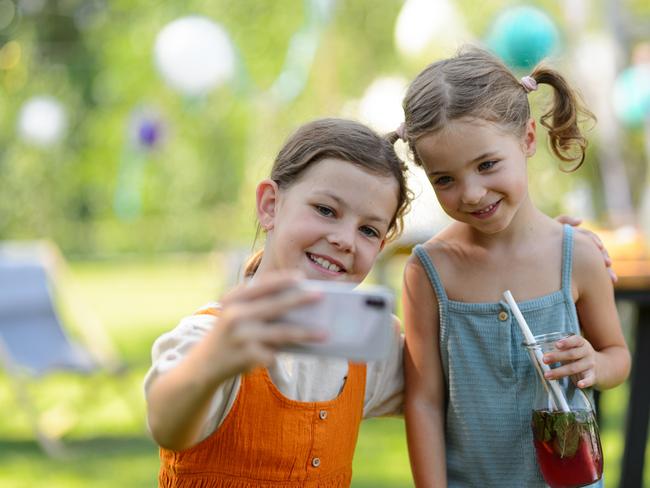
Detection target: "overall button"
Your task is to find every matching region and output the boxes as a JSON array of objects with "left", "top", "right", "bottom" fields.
[
  {"left": 312, "top": 457, "right": 321, "bottom": 468},
  {"left": 498, "top": 311, "right": 509, "bottom": 321},
  {"left": 319, "top": 410, "right": 328, "bottom": 420}
]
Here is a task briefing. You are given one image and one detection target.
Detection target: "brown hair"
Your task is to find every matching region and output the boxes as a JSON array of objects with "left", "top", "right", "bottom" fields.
[
  {"left": 244, "top": 118, "right": 411, "bottom": 277},
  {"left": 392, "top": 45, "right": 595, "bottom": 169}
]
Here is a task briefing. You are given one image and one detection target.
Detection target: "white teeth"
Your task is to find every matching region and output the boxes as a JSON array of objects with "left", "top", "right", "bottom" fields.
[
  {"left": 309, "top": 254, "right": 341, "bottom": 272},
  {"left": 477, "top": 203, "right": 496, "bottom": 214}
]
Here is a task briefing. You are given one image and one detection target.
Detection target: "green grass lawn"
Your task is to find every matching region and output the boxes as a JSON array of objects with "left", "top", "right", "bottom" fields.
[{"left": 0, "top": 254, "right": 647, "bottom": 487}]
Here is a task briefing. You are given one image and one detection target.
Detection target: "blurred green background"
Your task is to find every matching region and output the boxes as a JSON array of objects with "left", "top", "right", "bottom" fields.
[{"left": 1, "top": 0, "right": 649, "bottom": 486}]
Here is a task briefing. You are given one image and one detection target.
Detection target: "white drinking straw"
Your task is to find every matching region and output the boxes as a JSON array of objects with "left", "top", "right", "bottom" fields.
[
  {"left": 503, "top": 290, "right": 570, "bottom": 412},
  {"left": 529, "top": 348, "right": 558, "bottom": 411}
]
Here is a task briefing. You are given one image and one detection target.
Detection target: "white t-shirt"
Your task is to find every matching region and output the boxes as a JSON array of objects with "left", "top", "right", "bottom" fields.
[{"left": 144, "top": 304, "right": 404, "bottom": 442}]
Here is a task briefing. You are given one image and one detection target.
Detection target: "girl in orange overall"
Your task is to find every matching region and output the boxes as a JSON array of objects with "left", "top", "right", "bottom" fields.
[{"left": 144, "top": 118, "right": 412, "bottom": 487}]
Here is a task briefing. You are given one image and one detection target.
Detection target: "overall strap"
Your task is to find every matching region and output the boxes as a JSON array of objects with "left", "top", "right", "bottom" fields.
[
  {"left": 413, "top": 245, "right": 449, "bottom": 331},
  {"left": 561, "top": 224, "right": 574, "bottom": 302},
  {"left": 413, "top": 245, "right": 448, "bottom": 302}
]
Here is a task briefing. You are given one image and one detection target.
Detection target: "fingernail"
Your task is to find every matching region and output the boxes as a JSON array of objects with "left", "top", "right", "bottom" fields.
[
  {"left": 544, "top": 371, "right": 552, "bottom": 379},
  {"left": 556, "top": 341, "right": 564, "bottom": 349}
]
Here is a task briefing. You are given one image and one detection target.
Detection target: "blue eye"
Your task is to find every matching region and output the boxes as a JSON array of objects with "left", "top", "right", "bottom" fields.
[
  {"left": 360, "top": 226, "right": 380, "bottom": 239},
  {"left": 478, "top": 160, "right": 497, "bottom": 171},
  {"left": 433, "top": 175, "right": 453, "bottom": 186},
  {"left": 315, "top": 205, "right": 335, "bottom": 217}
]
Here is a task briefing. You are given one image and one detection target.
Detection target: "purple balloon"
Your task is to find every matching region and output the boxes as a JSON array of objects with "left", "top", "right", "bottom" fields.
[{"left": 138, "top": 119, "right": 161, "bottom": 148}]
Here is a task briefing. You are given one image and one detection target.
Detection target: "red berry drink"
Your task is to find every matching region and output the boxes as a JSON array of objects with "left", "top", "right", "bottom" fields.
[{"left": 532, "top": 410, "right": 603, "bottom": 488}]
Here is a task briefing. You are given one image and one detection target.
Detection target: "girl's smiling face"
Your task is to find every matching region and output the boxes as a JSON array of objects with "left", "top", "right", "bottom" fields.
[
  {"left": 256, "top": 157, "right": 400, "bottom": 284},
  {"left": 415, "top": 118, "right": 536, "bottom": 234}
]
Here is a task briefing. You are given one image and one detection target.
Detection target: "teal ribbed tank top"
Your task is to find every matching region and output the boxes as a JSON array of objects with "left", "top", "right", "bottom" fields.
[{"left": 413, "top": 225, "right": 602, "bottom": 488}]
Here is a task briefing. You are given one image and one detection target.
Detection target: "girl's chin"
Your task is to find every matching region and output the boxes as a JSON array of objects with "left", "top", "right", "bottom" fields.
[{"left": 457, "top": 216, "right": 507, "bottom": 234}]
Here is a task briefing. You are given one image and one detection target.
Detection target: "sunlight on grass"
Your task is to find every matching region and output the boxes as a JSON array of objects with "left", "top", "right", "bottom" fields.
[
  {"left": 353, "top": 417, "right": 411, "bottom": 487},
  {"left": 59, "top": 253, "right": 228, "bottom": 364},
  {"left": 0, "top": 437, "right": 159, "bottom": 487}
]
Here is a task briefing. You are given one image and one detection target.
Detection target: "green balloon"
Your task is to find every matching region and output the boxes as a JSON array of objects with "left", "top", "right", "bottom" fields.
[
  {"left": 613, "top": 65, "right": 650, "bottom": 126},
  {"left": 487, "top": 6, "right": 560, "bottom": 71}
]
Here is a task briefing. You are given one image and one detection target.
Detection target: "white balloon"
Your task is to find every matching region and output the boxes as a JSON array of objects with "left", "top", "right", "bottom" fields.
[
  {"left": 154, "top": 16, "right": 235, "bottom": 96},
  {"left": 394, "top": 0, "right": 469, "bottom": 59},
  {"left": 358, "top": 76, "right": 407, "bottom": 134},
  {"left": 398, "top": 162, "right": 450, "bottom": 246},
  {"left": 17, "top": 96, "right": 68, "bottom": 146}
]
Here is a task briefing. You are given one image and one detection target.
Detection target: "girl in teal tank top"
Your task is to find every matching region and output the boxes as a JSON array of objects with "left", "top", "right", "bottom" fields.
[
  {"left": 414, "top": 226, "right": 602, "bottom": 486},
  {"left": 393, "top": 46, "right": 630, "bottom": 487}
]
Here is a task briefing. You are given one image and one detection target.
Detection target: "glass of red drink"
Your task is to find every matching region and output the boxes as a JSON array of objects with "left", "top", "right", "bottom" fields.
[{"left": 525, "top": 332, "right": 603, "bottom": 488}]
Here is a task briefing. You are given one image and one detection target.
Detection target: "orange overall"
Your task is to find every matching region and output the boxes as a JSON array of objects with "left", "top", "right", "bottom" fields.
[{"left": 158, "top": 316, "right": 367, "bottom": 488}]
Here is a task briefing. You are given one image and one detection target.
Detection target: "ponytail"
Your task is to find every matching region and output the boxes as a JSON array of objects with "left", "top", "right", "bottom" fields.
[
  {"left": 385, "top": 130, "right": 401, "bottom": 146},
  {"left": 530, "top": 66, "right": 595, "bottom": 170},
  {"left": 243, "top": 249, "right": 263, "bottom": 278}
]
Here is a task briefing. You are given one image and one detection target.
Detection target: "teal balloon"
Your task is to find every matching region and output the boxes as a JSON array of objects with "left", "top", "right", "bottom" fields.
[
  {"left": 613, "top": 65, "right": 650, "bottom": 127},
  {"left": 487, "top": 6, "right": 560, "bottom": 71}
]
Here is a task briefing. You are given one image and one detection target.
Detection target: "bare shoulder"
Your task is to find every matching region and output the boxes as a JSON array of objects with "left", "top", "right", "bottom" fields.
[
  {"left": 403, "top": 246, "right": 442, "bottom": 336},
  {"left": 573, "top": 230, "right": 607, "bottom": 271},
  {"left": 572, "top": 229, "right": 612, "bottom": 291},
  {"left": 403, "top": 250, "right": 430, "bottom": 287},
  {"left": 402, "top": 236, "right": 452, "bottom": 304},
  {"left": 416, "top": 226, "right": 471, "bottom": 277}
]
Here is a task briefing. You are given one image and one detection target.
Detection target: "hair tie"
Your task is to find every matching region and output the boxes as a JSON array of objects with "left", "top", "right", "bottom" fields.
[
  {"left": 520, "top": 75, "right": 538, "bottom": 93},
  {"left": 395, "top": 122, "right": 406, "bottom": 141}
]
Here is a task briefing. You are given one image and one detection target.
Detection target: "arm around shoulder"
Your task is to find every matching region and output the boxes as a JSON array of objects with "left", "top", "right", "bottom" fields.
[{"left": 402, "top": 253, "right": 447, "bottom": 486}]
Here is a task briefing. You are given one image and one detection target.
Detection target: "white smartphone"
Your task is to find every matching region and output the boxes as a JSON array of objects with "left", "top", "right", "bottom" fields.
[{"left": 275, "top": 280, "right": 395, "bottom": 362}]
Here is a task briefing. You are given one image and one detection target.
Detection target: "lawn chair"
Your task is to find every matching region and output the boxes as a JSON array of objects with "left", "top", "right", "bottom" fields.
[{"left": 0, "top": 241, "right": 124, "bottom": 457}]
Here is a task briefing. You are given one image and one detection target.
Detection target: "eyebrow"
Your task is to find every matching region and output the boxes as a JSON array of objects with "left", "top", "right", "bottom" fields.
[
  {"left": 316, "top": 191, "right": 390, "bottom": 225},
  {"left": 426, "top": 151, "right": 498, "bottom": 177}
]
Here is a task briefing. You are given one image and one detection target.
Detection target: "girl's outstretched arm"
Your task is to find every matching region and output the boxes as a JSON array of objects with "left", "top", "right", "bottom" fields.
[
  {"left": 403, "top": 254, "right": 447, "bottom": 487},
  {"left": 146, "top": 272, "right": 324, "bottom": 451},
  {"left": 542, "top": 232, "right": 631, "bottom": 390}
]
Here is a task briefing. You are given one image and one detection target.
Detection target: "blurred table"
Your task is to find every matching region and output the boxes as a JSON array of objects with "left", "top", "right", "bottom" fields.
[{"left": 612, "top": 259, "right": 650, "bottom": 488}]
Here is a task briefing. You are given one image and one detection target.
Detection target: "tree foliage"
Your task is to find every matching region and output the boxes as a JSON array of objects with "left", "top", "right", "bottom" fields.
[{"left": 0, "top": 0, "right": 648, "bottom": 255}]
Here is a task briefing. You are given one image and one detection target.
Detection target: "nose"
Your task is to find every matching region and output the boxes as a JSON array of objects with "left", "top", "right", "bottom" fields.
[
  {"left": 328, "top": 224, "right": 356, "bottom": 253},
  {"left": 460, "top": 179, "right": 487, "bottom": 206}
]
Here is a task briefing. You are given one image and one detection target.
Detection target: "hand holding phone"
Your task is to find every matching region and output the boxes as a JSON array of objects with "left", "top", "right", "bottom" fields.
[{"left": 274, "top": 280, "right": 395, "bottom": 361}]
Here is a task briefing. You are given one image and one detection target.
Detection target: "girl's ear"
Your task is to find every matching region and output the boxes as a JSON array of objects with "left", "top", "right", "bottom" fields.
[
  {"left": 523, "top": 118, "right": 537, "bottom": 157},
  {"left": 256, "top": 179, "right": 280, "bottom": 231}
]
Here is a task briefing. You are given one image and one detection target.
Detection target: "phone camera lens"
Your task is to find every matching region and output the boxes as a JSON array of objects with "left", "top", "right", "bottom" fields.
[{"left": 365, "top": 297, "right": 385, "bottom": 309}]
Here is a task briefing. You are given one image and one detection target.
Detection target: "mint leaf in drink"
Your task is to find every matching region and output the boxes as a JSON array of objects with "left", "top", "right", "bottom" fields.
[
  {"left": 551, "top": 412, "right": 580, "bottom": 458},
  {"left": 532, "top": 410, "right": 553, "bottom": 443}
]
